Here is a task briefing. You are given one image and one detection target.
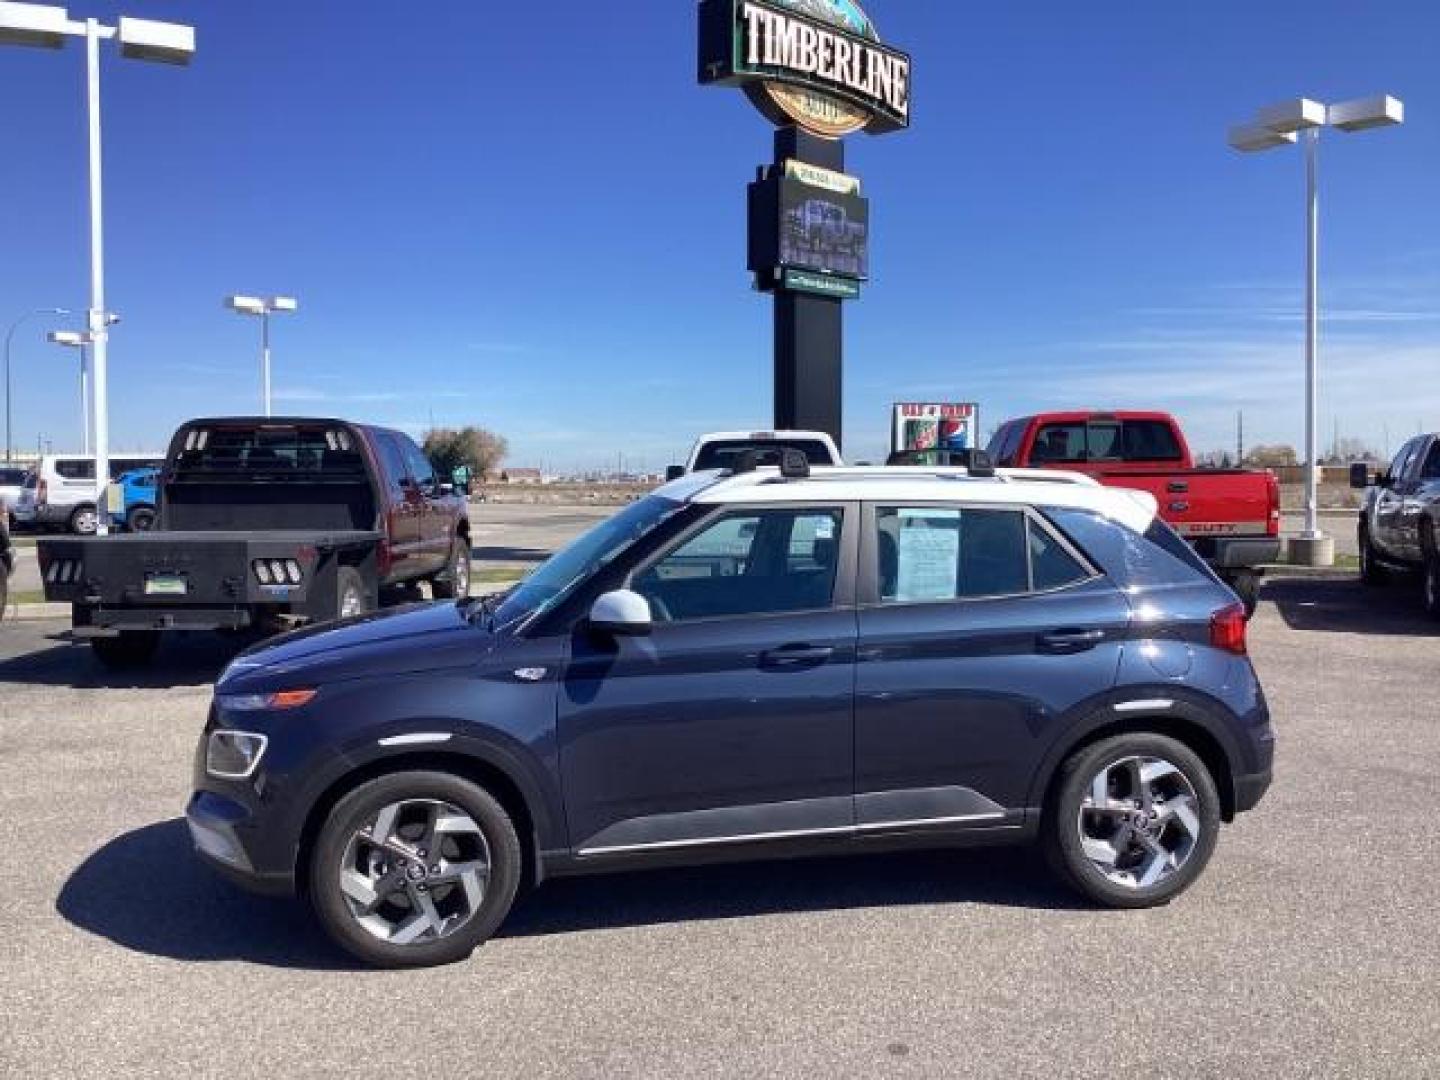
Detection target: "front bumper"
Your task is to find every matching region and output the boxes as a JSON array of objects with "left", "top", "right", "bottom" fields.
[{"left": 186, "top": 790, "right": 296, "bottom": 896}]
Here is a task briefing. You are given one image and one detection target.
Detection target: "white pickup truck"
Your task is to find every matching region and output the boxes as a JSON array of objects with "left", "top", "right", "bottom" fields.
[{"left": 666, "top": 430, "right": 843, "bottom": 480}]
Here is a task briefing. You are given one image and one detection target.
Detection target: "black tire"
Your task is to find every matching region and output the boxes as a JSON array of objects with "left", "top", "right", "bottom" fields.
[
  {"left": 0, "top": 568, "right": 8, "bottom": 621},
  {"left": 1358, "top": 524, "right": 1387, "bottom": 587},
  {"left": 308, "top": 770, "right": 522, "bottom": 969},
  {"left": 430, "top": 536, "right": 471, "bottom": 600},
  {"left": 69, "top": 505, "right": 99, "bottom": 536},
  {"left": 1043, "top": 733, "right": 1221, "bottom": 909},
  {"left": 127, "top": 505, "right": 157, "bottom": 532},
  {"left": 335, "top": 565, "right": 372, "bottom": 621},
  {"left": 1423, "top": 535, "right": 1440, "bottom": 621},
  {"left": 90, "top": 631, "right": 161, "bottom": 669},
  {"left": 1222, "top": 570, "right": 1259, "bottom": 617}
]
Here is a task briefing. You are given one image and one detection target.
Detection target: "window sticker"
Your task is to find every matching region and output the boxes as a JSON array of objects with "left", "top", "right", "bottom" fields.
[
  {"left": 813, "top": 517, "right": 835, "bottom": 540},
  {"left": 895, "top": 508, "right": 960, "bottom": 601}
]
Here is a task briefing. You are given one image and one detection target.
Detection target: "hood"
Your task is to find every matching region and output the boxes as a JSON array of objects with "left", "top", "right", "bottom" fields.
[{"left": 219, "top": 600, "right": 497, "bottom": 693}]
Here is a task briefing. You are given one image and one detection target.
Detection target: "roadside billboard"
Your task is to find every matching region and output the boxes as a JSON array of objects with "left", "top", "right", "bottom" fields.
[{"left": 891, "top": 402, "right": 979, "bottom": 458}]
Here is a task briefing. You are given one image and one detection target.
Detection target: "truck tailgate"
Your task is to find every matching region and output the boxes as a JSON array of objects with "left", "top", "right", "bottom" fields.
[
  {"left": 1094, "top": 470, "right": 1278, "bottom": 539},
  {"left": 38, "top": 530, "right": 378, "bottom": 607}
]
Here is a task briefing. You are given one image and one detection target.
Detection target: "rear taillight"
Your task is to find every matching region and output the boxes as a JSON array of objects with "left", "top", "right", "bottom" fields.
[
  {"left": 1266, "top": 474, "right": 1281, "bottom": 537},
  {"left": 37, "top": 478, "right": 48, "bottom": 504},
  {"left": 1210, "top": 602, "right": 1248, "bottom": 655}
]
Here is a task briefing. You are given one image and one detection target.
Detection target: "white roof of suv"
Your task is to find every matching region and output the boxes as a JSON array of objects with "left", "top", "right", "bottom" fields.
[{"left": 664, "top": 466, "right": 1158, "bottom": 535}]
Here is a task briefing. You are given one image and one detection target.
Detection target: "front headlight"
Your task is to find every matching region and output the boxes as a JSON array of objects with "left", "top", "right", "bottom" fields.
[
  {"left": 216, "top": 688, "right": 317, "bottom": 712},
  {"left": 206, "top": 730, "right": 269, "bottom": 780}
]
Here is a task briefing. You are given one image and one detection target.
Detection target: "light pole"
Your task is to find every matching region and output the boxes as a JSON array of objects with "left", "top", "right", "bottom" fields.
[
  {"left": 47, "top": 331, "right": 91, "bottom": 453},
  {"left": 226, "top": 295, "right": 298, "bottom": 417},
  {"left": 4, "top": 305, "right": 70, "bottom": 463},
  {"left": 1228, "top": 94, "right": 1404, "bottom": 567},
  {"left": 0, "top": 3, "right": 194, "bottom": 533}
]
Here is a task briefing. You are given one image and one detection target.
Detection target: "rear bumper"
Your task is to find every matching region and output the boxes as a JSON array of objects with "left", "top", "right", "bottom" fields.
[
  {"left": 74, "top": 606, "right": 255, "bottom": 633},
  {"left": 1207, "top": 538, "right": 1281, "bottom": 570},
  {"left": 1233, "top": 766, "right": 1273, "bottom": 813}
]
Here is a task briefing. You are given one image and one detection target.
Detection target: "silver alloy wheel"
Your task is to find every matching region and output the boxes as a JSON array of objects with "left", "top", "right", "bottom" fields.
[
  {"left": 1077, "top": 755, "right": 1201, "bottom": 889},
  {"left": 454, "top": 545, "right": 470, "bottom": 597},
  {"left": 339, "top": 798, "right": 491, "bottom": 945}
]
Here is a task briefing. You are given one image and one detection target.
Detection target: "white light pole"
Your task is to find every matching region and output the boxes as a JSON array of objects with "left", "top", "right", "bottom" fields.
[
  {"left": 47, "top": 330, "right": 92, "bottom": 453},
  {"left": 4, "top": 305, "right": 69, "bottom": 464},
  {"left": 1228, "top": 94, "right": 1404, "bottom": 567},
  {"left": 0, "top": 2, "right": 194, "bottom": 533},
  {"left": 226, "top": 295, "right": 298, "bottom": 417}
]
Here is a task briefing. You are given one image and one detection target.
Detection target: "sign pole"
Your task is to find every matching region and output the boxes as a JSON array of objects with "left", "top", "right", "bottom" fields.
[{"left": 772, "top": 127, "right": 844, "bottom": 451}]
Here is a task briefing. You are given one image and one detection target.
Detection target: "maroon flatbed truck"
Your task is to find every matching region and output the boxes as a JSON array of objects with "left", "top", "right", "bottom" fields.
[{"left": 988, "top": 410, "right": 1281, "bottom": 612}]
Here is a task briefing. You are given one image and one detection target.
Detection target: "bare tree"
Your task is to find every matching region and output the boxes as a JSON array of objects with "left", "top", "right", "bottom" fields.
[
  {"left": 1244, "top": 444, "right": 1299, "bottom": 468},
  {"left": 423, "top": 427, "right": 508, "bottom": 481}
]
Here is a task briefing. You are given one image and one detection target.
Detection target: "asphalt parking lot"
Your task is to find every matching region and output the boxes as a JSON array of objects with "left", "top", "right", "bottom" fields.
[{"left": 1, "top": 559, "right": 1437, "bottom": 1076}]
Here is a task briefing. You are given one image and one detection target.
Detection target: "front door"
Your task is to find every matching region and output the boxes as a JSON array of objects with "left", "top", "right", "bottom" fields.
[
  {"left": 855, "top": 503, "right": 1130, "bottom": 824},
  {"left": 558, "top": 504, "right": 859, "bottom": 855},
  {"left": 1374, "top": 438, "right": 1421, "bottom": 560}
]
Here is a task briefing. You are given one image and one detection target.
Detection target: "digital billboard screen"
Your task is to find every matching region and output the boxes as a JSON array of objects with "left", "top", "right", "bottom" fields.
[{"left": 778, "top": 178, "right": 869, "bottom": 281}]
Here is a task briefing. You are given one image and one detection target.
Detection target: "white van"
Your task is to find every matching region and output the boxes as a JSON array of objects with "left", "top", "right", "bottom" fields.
[{"left": 12, "top": 453, "right": 164, "bottom": 534}]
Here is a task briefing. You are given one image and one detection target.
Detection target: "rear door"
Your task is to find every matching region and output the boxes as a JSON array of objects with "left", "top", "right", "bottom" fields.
[
  {"left": 373, "top": 432, "right": 420, "bottom": 577},
  {"left": 855, "top": 502, "right": 1130, "bottom": 823}
]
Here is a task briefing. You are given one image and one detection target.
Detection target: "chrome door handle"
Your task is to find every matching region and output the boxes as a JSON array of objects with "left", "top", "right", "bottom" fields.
[{"left": 1037, "top": 629, "right": 1106, "bottom": 654}]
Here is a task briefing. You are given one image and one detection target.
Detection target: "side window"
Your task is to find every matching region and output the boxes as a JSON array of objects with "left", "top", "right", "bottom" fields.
[
  {"left": 55, "top": 459, "right": 96, "bottom": 481},
  {"left": 1030, "top": 424, "right": 1085, "bottom": 464},
  {"left": 1029, "top": 517, "right": 1091, "bottom": 590},
  {"left": 633, "top": 508, "right": 843, "bottom": 622},
  {"left": 1422, "top": 442, "right": 1440, "bottom": 481},
  {"left": 876, "top": 507, "right": 1029, "bottom": 602},
  {"left": 400, "top": 438, "right": 435, "bottom": 488},
  {"left": 376, "top": 434, "right": 410, "bottom": 493},
  {"left": 1389, "top": 439, "right": 1418, "bottom": 482}
]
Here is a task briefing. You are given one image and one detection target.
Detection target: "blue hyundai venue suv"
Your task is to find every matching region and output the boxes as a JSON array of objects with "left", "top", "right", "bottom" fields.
[{"left": 187, "top": 461, "right": 1274, "bottom": 967}]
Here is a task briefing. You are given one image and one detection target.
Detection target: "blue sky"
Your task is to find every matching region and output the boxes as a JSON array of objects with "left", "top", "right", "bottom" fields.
[{"left": 1, "top": 0, "right": 1437, "bottom": 470}]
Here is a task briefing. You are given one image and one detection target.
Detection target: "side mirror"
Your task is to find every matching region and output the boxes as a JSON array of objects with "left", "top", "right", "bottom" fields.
[
  {"left": 1349, "top": 462, "right": 1373, "bottom": 490},
  {"left": 588, "top": 589, "right": 652, "bottom": 636},
  {"left": 665, "top": 465, "right": 685, "bottom": 482}
]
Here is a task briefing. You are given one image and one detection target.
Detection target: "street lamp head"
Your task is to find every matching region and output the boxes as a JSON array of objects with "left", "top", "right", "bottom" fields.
[
  {"left": 1227, "top": 123, "right": 1298, "bottom": 153},
  {"left": 225, "top": 295, "right": 267, "bottom": 316},
  {"left": 47, "top": 330, "right": 88, "bottom": 347},
  {"left": 116, "top": 16, "right": 194, "bottom": 66},
  {"left": 0, "top": 2, "right": 70, "bottom": 50},
  {"left": 269, "top": 296, "right": 298, "bottom": 313},
  {"left": 1329, "top": 94, "right": 1404, "bottom": 133},
  {"left": 1257, "top": 98, "right": 1327, "bottom": 134}
]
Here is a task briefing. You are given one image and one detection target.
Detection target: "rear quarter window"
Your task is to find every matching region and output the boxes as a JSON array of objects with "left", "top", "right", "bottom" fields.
[{"left": 1043, "top": 507, "right": 1221, "bottom": 590}]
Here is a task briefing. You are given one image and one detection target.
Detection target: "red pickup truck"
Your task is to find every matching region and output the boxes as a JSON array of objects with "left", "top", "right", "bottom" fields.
[{"left": 988, "top": 411, "right": 1280, "bottom": 611}]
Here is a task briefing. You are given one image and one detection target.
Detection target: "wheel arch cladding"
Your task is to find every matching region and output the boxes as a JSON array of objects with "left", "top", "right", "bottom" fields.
[
  {"left": 1034, "top": 714, "right": 1237, "bottom": 822},
  {"left": 295, "top": 751, "right": 542, "bottom": 896}
]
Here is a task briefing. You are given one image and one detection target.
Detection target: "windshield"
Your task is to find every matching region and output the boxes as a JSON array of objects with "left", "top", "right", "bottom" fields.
[
  {"left": 0, "top": 468, "right": 27, "bottom": 485},
  {"left": 493, "top": 495, "right": 684, "bottom": 625},
  {"left": 693, "top": 439, "right": 833, "bottom": 471}
]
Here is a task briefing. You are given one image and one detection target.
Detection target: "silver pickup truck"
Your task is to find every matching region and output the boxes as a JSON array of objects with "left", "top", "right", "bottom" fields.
[{"left": 1353, "top": 432, "right": 1440, "bottom": 618}]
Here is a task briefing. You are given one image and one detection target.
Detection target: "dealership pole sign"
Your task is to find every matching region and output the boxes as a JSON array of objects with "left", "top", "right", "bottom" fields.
[
  {"left": 698, "top": 0, "right": 911, "bottom": 447},
  {"left": 699, "top": 0, "right": 912, "bottom": 138}
]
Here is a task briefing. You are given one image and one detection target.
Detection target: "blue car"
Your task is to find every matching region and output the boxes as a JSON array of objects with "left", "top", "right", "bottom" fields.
[
  {"left": 187, "top": 457, "right": 1274, "bottom": 967},
  {"left": 107, "top": 467, "right": 159, "bottom": 531}
]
